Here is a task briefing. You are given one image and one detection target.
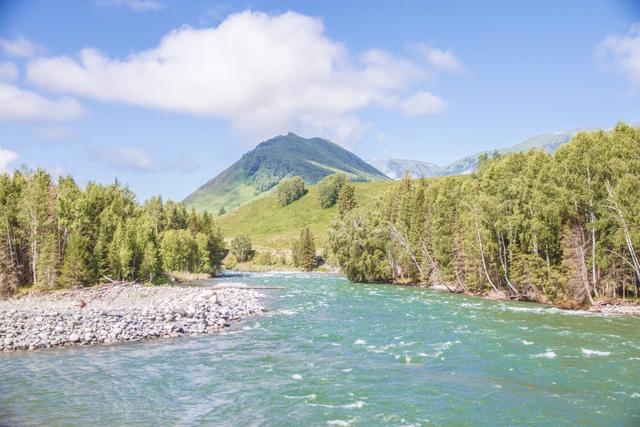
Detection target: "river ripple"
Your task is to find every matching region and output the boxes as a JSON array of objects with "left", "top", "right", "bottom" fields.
[{"left": 1, "top": 272, "right": 639, "bottom": 426}]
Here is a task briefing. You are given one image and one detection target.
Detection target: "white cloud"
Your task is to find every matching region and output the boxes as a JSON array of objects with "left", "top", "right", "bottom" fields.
[
  {"left": 27, "top": 11, "right": 448, "bottom": 142},
  {"left": 0, "top": 82, "right": 85, "bottom": 122},
  {"left": 298, "top": 114, "right": 372, "bottom": 144},
  {"left": 0, "top": 148, "right": 19, "bottom": 173},
  {"left": 0, "top": 36, "right": 43, "bottom": 58},
  {"left": 91, "top": 147, "right": 155, "bottom": 172},
  {"left": 415, "top": 43, "right": 464, "bottom": 74},
  {"left": 0, "top": 62, "right": 18, "bottom": 81},
  {"left": 597, "top": 23, "right": 640, "bottom": 90},
  {"left": 94, "top": 0, "right": 166, "bottom": 12},
  {"left": 398, "top": 91, "right": 447, "bottom": 116}
]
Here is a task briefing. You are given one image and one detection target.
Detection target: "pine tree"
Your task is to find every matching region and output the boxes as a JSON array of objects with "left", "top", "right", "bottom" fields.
[
  {"left": 337, "top": 182, "right": 357, "bottom": 217},
  {"left": 0, "top": 237, "right": 19, "bottom": 296},
  {"left": 60, "top": 231, "right": 93, "bottom": 287},
  {"left": 298, "top": 227, "right": 316, "bottom": 271},
  {"left": 140, "top": 241, "right": 160, "bottom": 283}
]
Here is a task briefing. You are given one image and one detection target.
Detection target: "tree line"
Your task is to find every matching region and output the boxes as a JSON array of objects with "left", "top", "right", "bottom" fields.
[
  {"left": 329, "top": 123, "right": 640, "bottom": 307},
  {"left": 0, "top": 170, "right": 226, "bottom": 296}
]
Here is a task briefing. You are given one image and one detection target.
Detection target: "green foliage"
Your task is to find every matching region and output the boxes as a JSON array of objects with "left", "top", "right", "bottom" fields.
[
  {"left": 0, "top": 236, "right": 19, "bottom": 297},
  {"left": 60, "top": 231, "right": 94, "bottom": 286},
  {"left": 0, "top": 170, "right": 226, "bottom": 294},
  {"left": 231, "top": 235, "right": 254, "bottom": 262},
  {"left": 218, "top": 180, "right": 394, "bottom": 250},
  {"left": 277, "top": 176, "right": 306, "bottom": 206},
  {"left": 293, "top": 227, "right": 317, "bottom": 271},
  {"left": 329, "top": 124, "right": 640, "bottom": 306},
  {"left": 328, "top": 208, "right": 392, "bottom": 282},
  {"left": 256, "top": 251, "right": 273, "bottom": 266},
  {"left": 317, "top": 173, "right": 348, "bottom": 208},
  {"left": 160, "top": 229, "right": 197, "bottom": 273},
  {"left": 337, "top": 182, "right": 357, "bottom": 217}
]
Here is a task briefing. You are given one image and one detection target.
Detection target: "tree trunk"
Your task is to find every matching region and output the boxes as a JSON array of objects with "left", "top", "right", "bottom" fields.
[
  {"left": 388, "top": 222, "right": 423, "bottom": 279},
  {"left": 498, "top": 233, "right": 519, "bottom": 296}
]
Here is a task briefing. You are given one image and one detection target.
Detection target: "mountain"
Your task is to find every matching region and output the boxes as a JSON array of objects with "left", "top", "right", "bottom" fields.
[
  {"left": 369, "top": 158, "right": 443, "bottom": 179},
  {"left": 184, "top": 133, "right": 389, "bottom": 212},
  {"left": 439, "top": 130, "right": 577, "bottom": 176},
  {"left": 375, "top": 130, "right": 578, "bottom": 180}
]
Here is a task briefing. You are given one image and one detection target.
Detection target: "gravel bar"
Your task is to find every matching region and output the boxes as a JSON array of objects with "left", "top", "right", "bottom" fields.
[{"left": 0, "top": 283, "right": 265, "bottom": 352}]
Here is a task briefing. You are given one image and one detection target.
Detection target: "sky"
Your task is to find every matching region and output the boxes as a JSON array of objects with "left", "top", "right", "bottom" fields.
[{"left": 0, "top": 0, "right": 639, "bottom": 201}]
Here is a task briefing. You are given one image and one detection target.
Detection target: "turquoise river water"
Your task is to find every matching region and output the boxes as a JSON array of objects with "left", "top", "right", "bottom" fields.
[{"left": 1, "top": 272, "right": 639, "bottom": 426}]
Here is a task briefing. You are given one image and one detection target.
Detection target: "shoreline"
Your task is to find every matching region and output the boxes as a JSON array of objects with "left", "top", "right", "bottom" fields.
[
  {"left": 0, "top": 283, "right": 265, "bottom": 352},
  {"left": 232, "top": 267, "right": 640, "bottom": 316},
  {"left": 394, "top": 281, "right": 640, "bottom": 316}
]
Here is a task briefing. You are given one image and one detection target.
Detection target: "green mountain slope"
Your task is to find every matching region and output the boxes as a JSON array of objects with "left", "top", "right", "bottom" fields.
[
  {"left": 184, "top": 133, "right": 389, "bottom": 212},
  {"left": 218, "top": 181, "right": 395, "bottom": 250}
]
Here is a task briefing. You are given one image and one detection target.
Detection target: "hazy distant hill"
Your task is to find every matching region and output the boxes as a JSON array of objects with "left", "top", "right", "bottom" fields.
[
  {"left": 184, "top": 133, "right": 389, "bottom": 212},
  {"left": 374, "top": 130, "right": 577, "bottom": 179},
  {"left": 369, "top": 158, "right": 443, "bottom": 179}
]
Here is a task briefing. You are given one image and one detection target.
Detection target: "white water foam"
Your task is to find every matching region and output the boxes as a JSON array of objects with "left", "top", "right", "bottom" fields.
[
  {"left": 291, "top": 374, "right": 302, "bottom": 380},
  {"left": 532, "top": 350, "right": 557, "bottom": 359},
  {"left": 521, "top": 340, "right": 534, "bottom": 345},
  {"left": 327, "top": 419, "right": 356, "bottom": 426},
  {"left": 354, "top": 339, "right": 367, "bottom": 345},
  {"left": 309, "top": 401, "right": 366, "bottom": 409},
  {"left": 284, "top": 393, "right": 317, "bottom": 400},
  {"left": 581, "top": 348, "right": 611, "bottom": 357}
]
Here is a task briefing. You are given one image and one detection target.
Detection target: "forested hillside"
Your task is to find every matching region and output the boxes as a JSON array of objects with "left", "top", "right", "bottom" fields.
[
  {"left": 329, "top": 123, "right": 640, "bottom": 307},
  {"left": 0, "top": 172, "right": 226, "bottom": 295}
]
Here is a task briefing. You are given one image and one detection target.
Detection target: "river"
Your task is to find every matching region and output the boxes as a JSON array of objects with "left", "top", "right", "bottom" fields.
[{"left": 1, "top": 272, "right": 639, "bottom": 426}]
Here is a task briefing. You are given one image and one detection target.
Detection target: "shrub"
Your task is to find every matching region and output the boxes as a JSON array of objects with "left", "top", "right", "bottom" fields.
[
  {"left": 277, "top": 176, "right": 306, "bottom": 206},
  {"left": 256, "top": 251, "right": 272, "bottom": 266},
  {"left": 230, "top": 235, "right": 254, "bottom": 262},
  {"left": 317, "top": 173, "right": 348, "bottom": 208}
]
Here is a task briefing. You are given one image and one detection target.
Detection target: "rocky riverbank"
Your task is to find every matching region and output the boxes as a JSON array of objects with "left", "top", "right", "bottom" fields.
[{"left": 0, "top": 283, "right": 265, "bottom": 352}]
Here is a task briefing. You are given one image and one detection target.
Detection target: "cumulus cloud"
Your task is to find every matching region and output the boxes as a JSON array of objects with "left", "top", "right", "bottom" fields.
[
  {"left": 27, "top": 11, "right": 449, "bottom": 142},
  {"left": 0, "top": 62, "right": 18, "bottom": 81},
  {"left": 0, "top": 36, "right": 43, "bottom": 58},
  {"left": 0, "top": 148, "right": 19, "bottom": 173},
  {"left": 94, "top": 0, "right": 166, "bottom": 12},
  {"left": 415, "top": 43, "right": 464, "bottom": 74},
  {"left": 299, "top": 114, "right": 372, "bottom": 144},
  {"left": 597, "top": 23, "right": 640, "bottom": 90},
  {"left": 90, "top": 147, "right": 155, "bottom": 172},
  {"left": 398, "top": 91, "right": 447, "bottom": 116},
  {"left": 0, "top": 82, "right": 85, "bottom": 122}
]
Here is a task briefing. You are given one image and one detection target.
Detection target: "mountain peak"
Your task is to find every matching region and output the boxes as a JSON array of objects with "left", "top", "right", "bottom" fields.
[{"left": 184, "top": 134, "right": 388, "bottom": 212}]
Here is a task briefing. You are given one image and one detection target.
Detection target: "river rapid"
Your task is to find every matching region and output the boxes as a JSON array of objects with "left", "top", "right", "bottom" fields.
[{"left": 1, "top": 272, "right": 639, "bottom": 426}]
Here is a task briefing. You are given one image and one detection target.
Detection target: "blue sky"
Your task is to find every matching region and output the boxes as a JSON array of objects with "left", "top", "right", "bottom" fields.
[{"left": 0, "top": 0, "right": 639, "bottom": 201}]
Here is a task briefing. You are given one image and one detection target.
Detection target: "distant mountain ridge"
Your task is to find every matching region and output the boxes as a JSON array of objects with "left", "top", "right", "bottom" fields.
[
  {"left": 184, "top": 133, "right": 388, "bottom": 212},
  {"left": 369, "top": 158, "right": 443, "bottom": 179},
  {"left": 373, "top": 130, "right": 579, "bottom": 179}
]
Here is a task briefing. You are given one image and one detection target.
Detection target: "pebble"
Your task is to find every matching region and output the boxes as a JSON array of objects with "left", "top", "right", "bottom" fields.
[{"left": 0, "top": 284, "right": 265, "bottom": 352}]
